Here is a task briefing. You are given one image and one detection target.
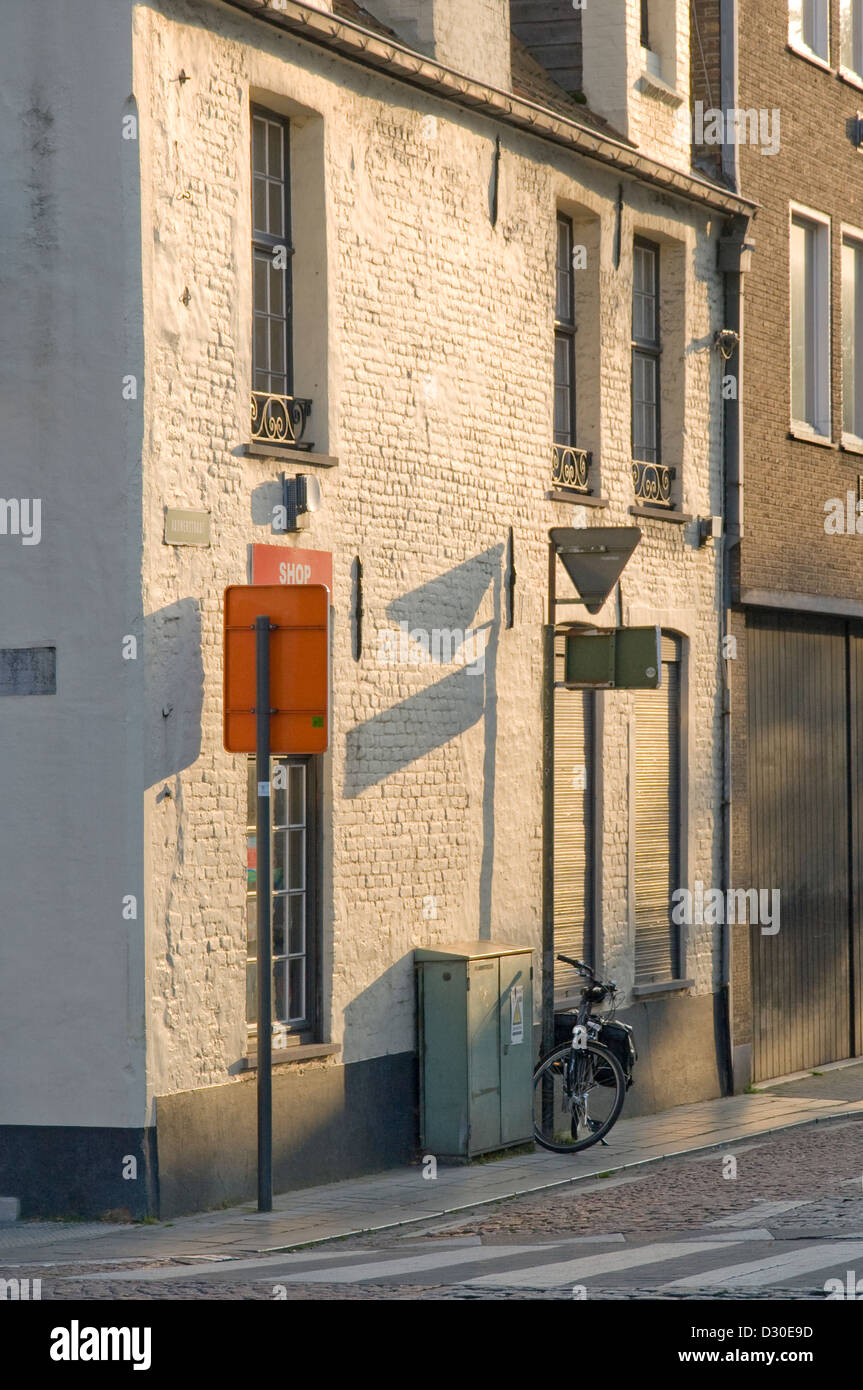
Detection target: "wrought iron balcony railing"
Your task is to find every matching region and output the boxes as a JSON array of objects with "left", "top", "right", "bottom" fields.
[
  {"left": 552, "top": 443, "right": 592, "bottom": 494},
  {"left": 631, "top": 460, "right": 676, "bottom": 508},
  {"left": 251, "top": 391, "right": 314, "bottom": 450}
]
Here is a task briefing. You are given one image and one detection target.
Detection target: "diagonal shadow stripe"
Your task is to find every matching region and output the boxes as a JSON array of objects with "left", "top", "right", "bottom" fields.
[{"left": 344, "top": 664, "right": 485, "bottom": 796}]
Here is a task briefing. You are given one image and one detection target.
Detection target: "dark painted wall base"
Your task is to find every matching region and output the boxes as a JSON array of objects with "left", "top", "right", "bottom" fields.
[
  {"left": 155, "top": 1051, "right": 418, "bottom": 1218},
  {"left": 0, "top": 1125, "right": 158, "bottom": 1220},
  {"left": 3, "top": 1003, "right": 719, "bottom": 1221},
  {"left": 550, "top": 990, "right": 724, "bottom": 1119},
  {"left": 609, "top": 992, "right": 724, "bottom": 1117}
]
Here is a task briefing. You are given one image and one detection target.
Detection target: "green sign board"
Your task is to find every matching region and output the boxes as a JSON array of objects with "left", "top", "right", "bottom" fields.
[{"left": 564, "top": 626, "right": 661, "bottom": 689}]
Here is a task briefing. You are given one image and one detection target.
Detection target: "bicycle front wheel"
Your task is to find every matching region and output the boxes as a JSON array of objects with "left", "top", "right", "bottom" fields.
[{"left": 533, "top": 1040, "right": 626, "bottom": 1153}]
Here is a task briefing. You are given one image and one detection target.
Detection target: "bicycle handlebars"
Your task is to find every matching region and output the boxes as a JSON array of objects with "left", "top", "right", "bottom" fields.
[
  {"left": 556, "top": 954, "right": 617, "bottom": 995},
  {"left": 557, "top": 953, "right": 593, "bottom": 976}
]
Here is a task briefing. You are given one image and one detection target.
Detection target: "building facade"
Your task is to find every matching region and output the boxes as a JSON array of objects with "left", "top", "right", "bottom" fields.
[
  {"left": 692, "top": 0, "right": 863, "bottom": 1087},
  {"left": 0, "top": 0, "right": 750, "bottom": 1217}
]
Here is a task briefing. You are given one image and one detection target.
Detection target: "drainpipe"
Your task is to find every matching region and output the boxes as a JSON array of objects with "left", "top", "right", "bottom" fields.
[{"left": 717, "top": 0, "right": 753, "bottom": 1097}]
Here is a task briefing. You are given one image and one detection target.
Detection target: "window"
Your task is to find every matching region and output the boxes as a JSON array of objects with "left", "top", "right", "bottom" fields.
[
  {"left": 640, "top": 0, "right": 663, "bottom": 77},
  {"left": 790, "top": 211, "right": 831, "bottom": 436},
  {"left": 843, "top": 235, "right": 863, "bottom": 438},
  {"left": 246, "top": 756, "right": 319, "bottom": 1043},
  {"left": 554, "top": 214, "right": 577, "bottom": 447},
  {"left": 632, "top": 238, "right": 661, "bottom": 464},
  {"left": 790, "top": 0, "right": 829, "bottom": 61},
  {"left": 841, "top": 0, "right": 863, "bottom": 75},
  {"left": 252, "top": 109, "right": 293, "bottom": 398},
  {"left": 633, "top": 634, "right": 682, "bottom": 985}
]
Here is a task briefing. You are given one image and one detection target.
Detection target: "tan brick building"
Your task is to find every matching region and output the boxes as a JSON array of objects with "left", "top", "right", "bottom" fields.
[
  {"left": 693, "top": 0, "right": 863, "bottom": 1085},
  {"left": 0, "top": 0, "right": 752, "bottom": 1216}
]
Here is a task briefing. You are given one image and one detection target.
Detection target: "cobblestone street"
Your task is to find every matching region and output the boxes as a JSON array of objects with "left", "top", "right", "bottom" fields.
[{"left": 8, "top": 1114, "right": 862, "bottom": 1301}]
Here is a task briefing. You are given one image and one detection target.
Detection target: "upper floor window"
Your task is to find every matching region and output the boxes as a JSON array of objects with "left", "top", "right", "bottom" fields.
[
  {"left": 790, "top": 0, "right": 829, "bottom": 62},
  {"left": 640, "top": 0, "right": 662, "bottom": 78},
  {"left": 252, "top": 109, "right": 293, "bottom": 400},
  {"left": 843, "top": 234, "right": 863, "bottom": 440},
  {"left": 632, "top": 238, "right": 661, "bottom": 465},
  {"left": 554, "top": 214, "right": 577, "bottom": 448},
  {"left": 790, "top": 209, "right": 831, "bottom": 437},
  {"left": 841, "top": 0, "right": 863, "bottom": 75},
  {"left": 251, "top": 108, "right": 314, "bottom": 450}
]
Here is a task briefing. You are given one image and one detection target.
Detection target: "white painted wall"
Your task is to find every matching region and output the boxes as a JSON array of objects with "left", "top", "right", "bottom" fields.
[
  {"left": 582, "top": 0, "right": 691, "bottom": 165},
  {"left": 133, "top": 1, "right": 726, "bottom": 1106},
  {"left": 371, "top": 0, "right": 512, "bottom": 89},
  {"left": 0, "top": 0, "right": 147, "bottom": 1128}
]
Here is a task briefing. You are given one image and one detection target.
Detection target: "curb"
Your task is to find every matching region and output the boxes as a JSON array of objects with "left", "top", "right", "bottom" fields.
[{"left": 260, "top": 1107, "right": 863, "bottom": 1253}]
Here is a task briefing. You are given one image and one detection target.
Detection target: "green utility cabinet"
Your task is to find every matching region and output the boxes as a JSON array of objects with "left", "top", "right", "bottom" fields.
[{"left": 415, "top": 942, "right": 534, "bottom": 1159}]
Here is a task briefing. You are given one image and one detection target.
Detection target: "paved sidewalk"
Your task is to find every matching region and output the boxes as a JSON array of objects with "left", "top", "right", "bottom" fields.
[{"left": 2, "top": 1072, "right": 863, "bottom": 1267}]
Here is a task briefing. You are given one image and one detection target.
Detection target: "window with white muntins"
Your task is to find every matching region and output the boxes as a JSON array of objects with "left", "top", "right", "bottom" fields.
[
  {"left": 790, "top": 209, "right": 831, "bottom": 438},
  {"left": 840, "top": 0, "right": 863, "bottom": 76},
  {"left": 790, "top": 0, "right": 830, "bottom": 62},
  {"left": 843, "top": 234, "right": 863, "bottom": 440}
]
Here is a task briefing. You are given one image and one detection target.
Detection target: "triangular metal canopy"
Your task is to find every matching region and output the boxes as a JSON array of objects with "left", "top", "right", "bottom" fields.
[{"left": 550, "top": 527, "right": 642, "bottom": 614}]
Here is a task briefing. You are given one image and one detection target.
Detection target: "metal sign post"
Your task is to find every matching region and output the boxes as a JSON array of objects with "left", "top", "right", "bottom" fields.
[
  {"left": 255, "top": 615, "right": 273, "bottom": 1213},
  {"left": 224, "top": 584, "right": 330, "bottom": 1216}
]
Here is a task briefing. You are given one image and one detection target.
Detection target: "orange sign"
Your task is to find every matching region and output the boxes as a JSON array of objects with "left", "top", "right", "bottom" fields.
[
  {"left": 223, "top": 585, "right": 329, "bottom": 754},
  {"left": 252, "top": 544, "right": 333, "bottom": 589}
]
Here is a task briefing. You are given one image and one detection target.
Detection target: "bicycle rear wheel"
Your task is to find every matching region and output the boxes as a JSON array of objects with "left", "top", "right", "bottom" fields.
[{"left": 533, "top": 1040, "right": 626, "bottom": 1153}]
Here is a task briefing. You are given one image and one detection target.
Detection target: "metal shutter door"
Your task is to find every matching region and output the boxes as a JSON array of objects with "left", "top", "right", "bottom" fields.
[
  {"left": 633, "top": 637, "right": 680, "bottom": 983},
  {"left": 553, "top": 634, "right": 593, "bottom": 994},
  {"left": 749, "top": 612, "right": 850, "bottom": 1079}
]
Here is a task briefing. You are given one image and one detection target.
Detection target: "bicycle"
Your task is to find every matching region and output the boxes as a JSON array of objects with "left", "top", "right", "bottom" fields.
[{"left": 532, "top": 954, "right": 631, "bottom": 1153}]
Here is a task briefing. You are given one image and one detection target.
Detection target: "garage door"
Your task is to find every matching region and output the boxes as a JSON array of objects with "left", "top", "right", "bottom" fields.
[{"left": 748, "top": 611, "right": 863, "bottom": 1079}]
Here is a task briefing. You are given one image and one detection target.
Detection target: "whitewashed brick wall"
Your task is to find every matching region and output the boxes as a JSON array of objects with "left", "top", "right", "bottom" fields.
[
  {"left": 134, "top": 0, "right": 725, "bottom": 1106},
  {"left": 582, "top": 0, "right": 692, "bottom": 169}
]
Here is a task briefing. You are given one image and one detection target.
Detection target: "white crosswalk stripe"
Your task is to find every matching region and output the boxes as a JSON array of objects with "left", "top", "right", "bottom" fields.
[
  {"left": 707, "top": 1200, "right": 811, "bottom": 1227},
  {"left": 463, "top": 1240, "right": 743, "bottom": 1289},
  {"left": 260, "top": 1242, "right": 557, "bottom": 1285},
  {"left": 660, "top": 1239, "right": 863, "bottom": 1290}
]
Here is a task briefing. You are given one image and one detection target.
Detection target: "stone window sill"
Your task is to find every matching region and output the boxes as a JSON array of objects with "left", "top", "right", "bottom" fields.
[
  {"left": 548, "top": 490, "right": 609, "bottom": 508},
  {"left": 629, "top": 504, "right": 692, "bottom": 524},
  {"left": 244, "top": 1042, "right": 341, "bottom": 1069},
  {"left": 242, "top": 443, "right": 339, "bottom": 467},
  {"left": 631, "top": 977, "right": 695, "bottom": 998},
  {"left": 635, "top": 71, "right": 685, "bottom": 108},
  {"left": 786, "top": 41, "right": 833, "bottom": 75},
  {"left": 788, "top": 425, "right": 836, "bottom": 448},
  {"left": 838, "top": 65, "right": 863, "bottom": 92},
  {"left": 841, "top": 432, "right": 863, "bottom": 456}
]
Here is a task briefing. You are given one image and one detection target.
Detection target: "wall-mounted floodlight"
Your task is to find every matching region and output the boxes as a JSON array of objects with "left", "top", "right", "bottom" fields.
[
  {"left": 281, "top": 473, "right": 323, "bottom": 532},
  {"left": 698, "top": 515, "right": 723, "bottom": 547}
]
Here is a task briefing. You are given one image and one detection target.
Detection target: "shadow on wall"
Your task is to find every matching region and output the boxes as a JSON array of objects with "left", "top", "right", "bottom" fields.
[
  {"left": 344, "top": 546, "right": 503, "bottom": 797},
  {"left": 387, "top": 548, "right": 501, "bottom": 638},
  {"left": 344, "top": 664, "right": 485, "bottom": 797},
  {"left": 144, "top": 597, "right": 204, "bottom": 789},
  {"left": 345, "top": 545, "right": 504, "bottom": 940},
  {"left": 341, "top": 954, "right": 416, "bottom": 1065},
  {"left": 154, "top": 1049, "right": 417, "bottom": 1216}
]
